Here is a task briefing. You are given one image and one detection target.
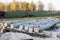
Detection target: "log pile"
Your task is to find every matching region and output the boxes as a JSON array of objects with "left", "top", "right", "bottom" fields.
[{"left": 0, "top": 17, "right": 60, "bottom": 38}]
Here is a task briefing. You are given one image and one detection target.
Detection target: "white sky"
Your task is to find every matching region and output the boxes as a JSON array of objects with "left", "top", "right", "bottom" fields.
[{"left": 0, "top": 0, "right": 60, "bottom": 10}]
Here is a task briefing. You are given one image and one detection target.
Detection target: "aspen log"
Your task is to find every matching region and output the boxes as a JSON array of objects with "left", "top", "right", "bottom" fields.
[
  {"left": 0, "top": 23, "right": 3, "bottom": 29},
  {"left": 19, "top": 25, "right": 24, "bottom": 31},
  {"left": 28, "top": 28, "right": 33, "bottom": 33},
  {"left": 55, "top": 23, "right": 60, "bottom": 28},
  {"left": 24, "top": 26, "right": 29, "bottom": 31},
  {"left": 34, "top": 28, "right": 39, "bottom": 33}
]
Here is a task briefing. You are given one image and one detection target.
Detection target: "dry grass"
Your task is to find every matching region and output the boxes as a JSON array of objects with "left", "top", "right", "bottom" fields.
[{"left": 7, "top": 16, "right": 60, "bottom": 20}]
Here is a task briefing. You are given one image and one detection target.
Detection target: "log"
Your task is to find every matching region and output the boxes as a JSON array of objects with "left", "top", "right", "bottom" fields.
[
  {"left": 3, "top": 20, "right": 23, "bottom": 25},
  {"left": 1, "top": 18, "right": 59, "bottom": 33},
  {"left": 10, "top": 24, "right": 14, "bottom": 28},
  {"left": 33, "top": 28, "right": 39, "bottom": 33},
  {"left": 2, "top": 20, "right": 35, "bottom": 28},
  {"left": 55, "top": 23, "right": 60, "bottom": 28},
  {"left": 0, "top": 23, "right": 3, "bottom": 29},
  {"left": 0, "top": 26, "right": 5, "bottom": 33},
  {"left": 28, "top": 28, "right": 33, "bottom": 33},
  {"left": 24, "top": 26, "right": 29, "bottom": 31},
  {"left": 37, "top": 18, "right": 59, "bottom": 30},
  {"left": 19, "top": 25, "right": 24, "bottom": 31},
  {"left": 3, "top": 23, "right": 8, "bottom": 27}
]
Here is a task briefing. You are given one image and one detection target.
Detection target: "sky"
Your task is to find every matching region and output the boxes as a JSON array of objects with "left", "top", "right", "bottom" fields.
[{"left": 0, "top": 0, "right": 60, "bottom": 10}]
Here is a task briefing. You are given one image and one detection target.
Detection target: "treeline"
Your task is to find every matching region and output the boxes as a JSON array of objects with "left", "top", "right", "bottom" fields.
[
  {"left": 0, "top": 0, "right": 44, "bottom": 11},
  {"left": 0, "top": 0, "right": 54, "bottom": 12}
]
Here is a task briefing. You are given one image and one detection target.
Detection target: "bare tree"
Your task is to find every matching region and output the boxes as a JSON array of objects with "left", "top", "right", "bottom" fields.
[
  {"left": 48, "top": 2, "right": 54, "bottom": 11},
  {"left": 38, "top": 1, "right": 44, "bottom": 11}
]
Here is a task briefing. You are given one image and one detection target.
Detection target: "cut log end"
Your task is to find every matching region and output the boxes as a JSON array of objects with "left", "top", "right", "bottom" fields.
[
  {"left": 0, "top": 23, "right": 3, "bottom": 29},
  {"left": 34, "top": 28, "right": 39, "bottom": 33},
  {"left": 3, "top": 23, "right": 8, "bottom": 27},
  {"left": 24, "top": 26, "right": 29, "bottom": 31},
  {"left": 28, "top": 28, "right": 33, "bottom": 33},
  {"left": 19, "top": 25, "right": 24, "bottom": 31},
  {"left": 10, "top": 24, "right": 14, "bottom": 28}
]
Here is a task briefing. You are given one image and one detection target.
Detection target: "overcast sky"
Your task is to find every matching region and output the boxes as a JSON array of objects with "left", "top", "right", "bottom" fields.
[{"left": 0, "top": 0, "right": 60, "bottom": 10}]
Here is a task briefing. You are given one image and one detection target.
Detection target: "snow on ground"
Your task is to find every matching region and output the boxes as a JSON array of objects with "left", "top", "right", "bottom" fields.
[
  {"left": 0, "top": 32, "right": 60, "bottom": 40},
  {"left": 33, "top": 38, "right": 60, "bottom": 40},
  {"left": 0, "top": 32, "right": 33, "bottom": 40}
]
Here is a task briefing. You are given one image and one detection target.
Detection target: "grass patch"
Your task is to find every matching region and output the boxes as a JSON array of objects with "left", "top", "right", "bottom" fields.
[{"left": 6, "top": 16, "right": 60, "bottom": 20}]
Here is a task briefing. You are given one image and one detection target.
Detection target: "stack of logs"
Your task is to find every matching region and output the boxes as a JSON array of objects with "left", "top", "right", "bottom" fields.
[{"left": 0, "top": 18, "right": 60, "bottom": 38}]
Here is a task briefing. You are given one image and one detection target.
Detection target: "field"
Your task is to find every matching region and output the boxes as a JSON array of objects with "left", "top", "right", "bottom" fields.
[
  {"left": 5, "top": 11, "right": 60, "bottom": 18},
  {"left": 4, "top": 16, "right": 60, "bottom": 21}
]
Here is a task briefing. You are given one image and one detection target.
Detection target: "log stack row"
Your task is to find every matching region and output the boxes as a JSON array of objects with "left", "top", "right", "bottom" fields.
[{"left": 0, "top": 17, "right": 60, "bottom": 34}]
